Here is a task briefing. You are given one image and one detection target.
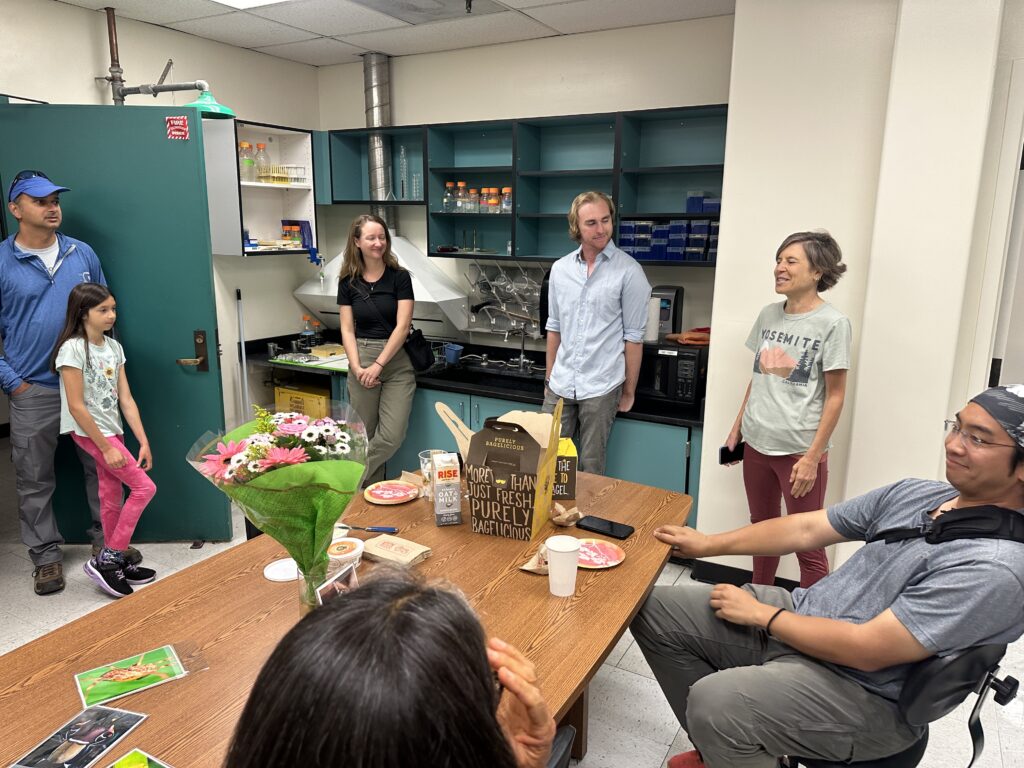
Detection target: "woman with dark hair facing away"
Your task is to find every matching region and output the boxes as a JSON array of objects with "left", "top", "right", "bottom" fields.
[
  {"left": 724, "top": 231, "right": 851, "bottom": 588},
  {"left": 51, "top": 283, "right": 157, "bottom": 599},
  {"left": 225, "top": 569, "right": 556, "bottom": 768},
  {"left": 337, "top": 214, "right": 416, "bottom": 485}
]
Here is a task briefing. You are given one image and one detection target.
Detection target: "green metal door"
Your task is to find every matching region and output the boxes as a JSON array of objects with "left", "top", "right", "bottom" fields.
[{"left": 0, "top": 104, "right": 230, "bottom": 542}]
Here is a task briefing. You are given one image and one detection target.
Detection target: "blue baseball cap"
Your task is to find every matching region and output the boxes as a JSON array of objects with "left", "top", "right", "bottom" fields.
[{"left": 7, "top": 170, "right": 70, "bottom": 203}]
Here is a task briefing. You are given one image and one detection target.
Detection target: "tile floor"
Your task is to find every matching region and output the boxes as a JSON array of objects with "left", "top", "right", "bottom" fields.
[{"left": 0, "top": 436, "right": 1022, "bottom": 767}]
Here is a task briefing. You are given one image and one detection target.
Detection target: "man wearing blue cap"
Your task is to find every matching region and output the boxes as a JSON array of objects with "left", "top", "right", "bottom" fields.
[
  {"left": 2, "top": 170, "right": 136, "bottom": 595},
  {"left": 632, "top": 385, "right": 1024, "bottom": 768}
]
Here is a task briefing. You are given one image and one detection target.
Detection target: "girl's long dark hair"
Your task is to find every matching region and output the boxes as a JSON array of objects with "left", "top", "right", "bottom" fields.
[
  {"left": 50, "top": 282, "right": 113, "bottom": 373},
  {"left": 225, "top": 568, "right": 518, "bottom": 768}
]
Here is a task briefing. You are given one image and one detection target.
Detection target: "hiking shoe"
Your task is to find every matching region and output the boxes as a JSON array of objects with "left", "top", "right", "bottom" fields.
[
  {"left": 84, "top": 556, "right": 133, "bottom": 598},
  {"left": 92, "top": 543, "right": 142, "bottom": 565},
  {"left": 33, "top": 562, "right": 65, "bottom": 595},
  {"left": 122, "top": 561, "right": 156, "bottom": 585}
]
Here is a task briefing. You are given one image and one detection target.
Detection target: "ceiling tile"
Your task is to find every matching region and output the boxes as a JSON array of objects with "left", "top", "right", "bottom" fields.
[
  {"left": 167, "top": 11, "right": 319, "bottom": 47},
  {"left": 57, "top": 0, "right": 233, "bottom": 24},
  {"left": 339, "top": 10, "right": 555, "bottom": 56},
  {"left": 253, "top": 36, "right": 368, "bottom": 65},
  {"left": 522, "top": 0, "right": 735, "bottom": 34},
  {"left": 348, "top": 0, "right": 506, "bottom": 24},
  {"left": 248, "top": 0, "right": 410, "bottom": 36}
]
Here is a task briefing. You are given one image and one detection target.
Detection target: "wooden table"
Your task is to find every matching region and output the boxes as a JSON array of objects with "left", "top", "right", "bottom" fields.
[{"left": 0, "top": 473, "right": 690, "bottom": 766}]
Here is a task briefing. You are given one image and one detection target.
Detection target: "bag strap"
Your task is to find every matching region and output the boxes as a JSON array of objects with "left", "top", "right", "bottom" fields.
[{"left": 869, "top": 505, "right": 1024, "bottom": 546}]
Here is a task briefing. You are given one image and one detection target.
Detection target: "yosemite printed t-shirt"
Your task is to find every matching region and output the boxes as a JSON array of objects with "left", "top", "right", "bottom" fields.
[
  {"left": 741, "top": 301, "right": 851, "bottom": 455},
  {"left": 56, "top": 336, "right": 125, "bottom": 437}
]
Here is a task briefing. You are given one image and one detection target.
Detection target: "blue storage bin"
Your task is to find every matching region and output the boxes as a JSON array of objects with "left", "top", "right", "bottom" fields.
[
  {"left": 710, "top": 220, "right": 720, "bottom": 235},
  {"left": 665, "top": 246, "right": 685, "bottom": 263},
  {"left": 688, "top": 234, "right": 708, "bottom": 249},
  {"left": 686, "top": 191, "right": 705, "bottom": 214},
  {"left": 649, "top": 242, "right": 666, "bottom": 261},
  {"left": 633, "top": 221, "right": 652, "bottom": 235},
  {"left": 708, "top": 247, "right": 718, "bottom": 261},
  {"left": 684, "top": 246, "right": 706, "bottom": 262},
  {"left": 690, "top": 219, "right": 711, "bottom": 235},
  {"left": 702, "top": 198, "right": 721, "bottom": 214}
]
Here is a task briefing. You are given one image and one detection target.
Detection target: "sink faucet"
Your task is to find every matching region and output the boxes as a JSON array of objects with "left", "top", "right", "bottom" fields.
[{"left": 504, "top": 327, "right": 532, "bottom": 372}]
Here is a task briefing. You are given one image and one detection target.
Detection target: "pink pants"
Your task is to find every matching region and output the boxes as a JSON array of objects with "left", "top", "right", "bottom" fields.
[
  {"left": 71, "top": 434, "right": 156, "bottom": 552},
  {"left": 742, "top": 444, "right": 829, "bottom": 589}
]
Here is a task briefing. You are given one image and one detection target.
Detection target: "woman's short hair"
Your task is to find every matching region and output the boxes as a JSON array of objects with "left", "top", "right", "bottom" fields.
[
  {"left": 225, "top": 568, "right": 517, "bottom": 768},
  {"left": 776, "top": 230, "right": 847, "bottom": 292},
  {"left": 567, "top": 190, "right": 615, "bottom": 242}
]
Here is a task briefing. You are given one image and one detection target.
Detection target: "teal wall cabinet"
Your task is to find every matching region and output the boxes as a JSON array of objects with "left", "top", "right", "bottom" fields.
[{"left": 0, "top": 104, "right": 231, "bottom": 542}]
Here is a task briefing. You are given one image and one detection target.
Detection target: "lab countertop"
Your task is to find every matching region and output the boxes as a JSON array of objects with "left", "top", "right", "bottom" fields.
[{"left": 258, "top": 351, "right": 702, "bottom": 429}]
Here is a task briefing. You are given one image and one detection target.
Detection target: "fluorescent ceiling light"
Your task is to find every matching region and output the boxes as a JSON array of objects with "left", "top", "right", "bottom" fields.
[{"left": 211, "top": 0, "right": 296, "bottom": 9}]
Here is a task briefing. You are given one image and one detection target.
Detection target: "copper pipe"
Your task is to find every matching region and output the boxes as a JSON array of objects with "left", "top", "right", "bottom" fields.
[{"left": 105, "top": 7, "right": 125, "bottom": 105}]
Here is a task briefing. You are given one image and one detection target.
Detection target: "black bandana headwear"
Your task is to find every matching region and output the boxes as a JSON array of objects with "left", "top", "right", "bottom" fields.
[{"left": 970, "top": 385, "right": 1024, "bottom": 449}]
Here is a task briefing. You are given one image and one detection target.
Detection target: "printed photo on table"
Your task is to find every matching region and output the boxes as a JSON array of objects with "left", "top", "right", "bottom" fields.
[
  {"left": 11, "top": 705, "right": 146, "bottom": 768},
  {"left": 74, "top": 644, "right": 187, "bottom": 707},
  {"left": 316, "top": 562, "right": 358, "bottom": 605}
]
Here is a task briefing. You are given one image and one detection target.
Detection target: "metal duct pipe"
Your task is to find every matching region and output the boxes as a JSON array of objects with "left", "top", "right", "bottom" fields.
[
  {"left": 104, "top": 7, "right": 125, "bottom": 106},
  {"left": 362, "top": 52, "right": 396, "bottom": 230},
  {"left": 118, "top": 80, "right": 210, "bottom": 98}
]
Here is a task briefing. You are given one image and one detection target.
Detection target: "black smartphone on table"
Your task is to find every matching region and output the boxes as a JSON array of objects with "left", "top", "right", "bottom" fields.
[
  {"left": 719, "top": 442, "right": 746, "bottom": 465},
  {"left": 576, "top": 515, "right": 635, "bottom": 540}
]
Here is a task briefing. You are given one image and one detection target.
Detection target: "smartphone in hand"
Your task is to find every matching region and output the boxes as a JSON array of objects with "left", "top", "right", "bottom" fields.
[
  {"left": 719, "top": 442, "right": 746, "bottom": 465},
  {"left": 576, "top": 515, "right": 635, "bottom": 540}
]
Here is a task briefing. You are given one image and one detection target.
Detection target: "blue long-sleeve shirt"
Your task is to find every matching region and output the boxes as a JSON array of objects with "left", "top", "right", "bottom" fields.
[
  {"left": 545, "top": 240, "right": 651, "bottom": 400},
  {"left": 0, "top": 232, "right": 106, "bottom": 392}
]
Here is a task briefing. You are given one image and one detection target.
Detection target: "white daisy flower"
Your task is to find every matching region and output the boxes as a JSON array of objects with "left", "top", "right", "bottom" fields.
[
  {"left": 224, "top": 467, "right": 237, "bottom": 481},
  {"left": 301, "top": 426, "right": 321, "bottom": 442},
  {"left": 337, "top": 432, "right": 352, "bottom": 443},
  {"left": 247, "top": 461, "right": 262, "bottom": 473},
  {"left": 334, "top": 443, "right": 351, "bottom": 455},
  {"left": 314, "top": 445, "right": 328, "bottom": 455},
  {"left": 319, "top": 425, "right": 337, "bottom": 438},
  {"left": 229, "top": 453, "right": 248, "bottom": 468}
]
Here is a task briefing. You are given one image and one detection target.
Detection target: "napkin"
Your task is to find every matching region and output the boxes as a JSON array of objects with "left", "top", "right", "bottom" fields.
[
  {"left": 363, "top": 535, "right": 432, "bottom": 566},
  {"left": 400, "top": 470, "right": 427, "bottom": 497},
  {"left": 520, "top": 542, "right": 549, "bottom": 575},
  {"left": 551, "top": 502, "right": 582, "bottom": 526}
]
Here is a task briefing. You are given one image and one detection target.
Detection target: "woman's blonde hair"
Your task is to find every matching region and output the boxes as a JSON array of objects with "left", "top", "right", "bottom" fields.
[
  {"left": 567, "top": 190, "right": 615, "bottom": 242},
  {"left": 339, "top": 214, "right": 403, "bottom": 284}
]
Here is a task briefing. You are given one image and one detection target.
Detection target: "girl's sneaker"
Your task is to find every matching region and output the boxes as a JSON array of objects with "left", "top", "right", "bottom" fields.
[
  {"left": 84, "top": 554, "right": 133, "bottom": 598},
  {"left": 122, "top": 561, "right": 156, "bottom": 585}
]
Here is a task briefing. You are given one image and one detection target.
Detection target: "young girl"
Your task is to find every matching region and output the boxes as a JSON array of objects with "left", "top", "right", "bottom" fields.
[{"left": 52, "top": 282, "right": 156, "bottom": 598}]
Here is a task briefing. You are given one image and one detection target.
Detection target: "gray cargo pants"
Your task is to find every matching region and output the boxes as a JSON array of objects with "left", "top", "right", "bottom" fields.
[
  {"left": 347, "top": 339, "right": 416, "bottom": 486},
  {"left": 9, "top": 384, "right": 102, "bottom": 566},
  {"left": 542, "top": 383, "right": 621, "bottom": 475},
  {"left": 630, "top": 583, "right": 921, "bottom": 767}
]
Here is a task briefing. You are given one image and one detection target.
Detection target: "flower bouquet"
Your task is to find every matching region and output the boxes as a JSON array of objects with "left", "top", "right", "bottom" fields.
[{"left": 187, "top": 403, "right": 368, "bottom": 614}]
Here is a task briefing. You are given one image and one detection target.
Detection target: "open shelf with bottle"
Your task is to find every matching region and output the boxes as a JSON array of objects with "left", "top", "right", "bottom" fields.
[
  {"left": 232, "top": 121, "right": 318, "bottom": 257},
  {"left": 329, "top": 126, "right": 426, "bottom": 204}
]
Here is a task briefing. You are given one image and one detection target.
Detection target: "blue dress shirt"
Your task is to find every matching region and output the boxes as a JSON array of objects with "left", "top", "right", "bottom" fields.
[{"left": 545, "top": 240, "right": 651, "bottom": 400}]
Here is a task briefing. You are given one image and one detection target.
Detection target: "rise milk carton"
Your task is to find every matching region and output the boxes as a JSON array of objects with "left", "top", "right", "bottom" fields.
[{"left": 431, "top": 451, "right": 462, "bottom": 526}]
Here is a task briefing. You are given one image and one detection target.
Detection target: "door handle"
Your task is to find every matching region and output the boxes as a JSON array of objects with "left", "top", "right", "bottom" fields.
[{"left": 177, "top": 330, "right": 210, "bottom": 372}]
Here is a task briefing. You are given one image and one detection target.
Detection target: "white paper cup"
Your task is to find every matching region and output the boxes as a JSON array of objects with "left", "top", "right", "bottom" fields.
[{"left": 546, "top": 535, "right": 581, "bottom": 597}]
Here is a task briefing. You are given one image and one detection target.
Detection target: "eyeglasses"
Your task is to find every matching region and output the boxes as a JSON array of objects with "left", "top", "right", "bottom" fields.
[
  {"left": 943, "top": 420, "right": 1018, "bottom": 450},
  {"left": 7, "top": 169, "right": 51, "bottom": 201}
]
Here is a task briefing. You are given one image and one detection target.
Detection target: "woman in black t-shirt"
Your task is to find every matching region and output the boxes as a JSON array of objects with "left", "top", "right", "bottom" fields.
[{"left": 337, "top": 214, "right": 416, "bottom": 484}]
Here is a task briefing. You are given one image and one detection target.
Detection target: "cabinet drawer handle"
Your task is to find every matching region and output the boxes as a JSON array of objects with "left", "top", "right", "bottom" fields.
[
  {"left": 459, "top": 401, "right": 465, "bottom": 422},
  {"left": 474, "top": 403, "right": 479, "bottom": 423}
]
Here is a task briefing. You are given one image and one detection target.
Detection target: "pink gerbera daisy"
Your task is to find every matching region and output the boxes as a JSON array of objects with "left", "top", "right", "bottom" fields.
[
  {"left": 200, "top": 439, "right": 249, "bottom": 481},
  {"left": 259, "top": 446, "right": 310, "bottom": 470},
  {"left": 274, "top": 421, "right": 308, "bottom": 437}
]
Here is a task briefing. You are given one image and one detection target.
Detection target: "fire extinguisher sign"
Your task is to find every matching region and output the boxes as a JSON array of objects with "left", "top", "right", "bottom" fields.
[{"left": 166, "top": 116, "right": 190, "bottom": 141}]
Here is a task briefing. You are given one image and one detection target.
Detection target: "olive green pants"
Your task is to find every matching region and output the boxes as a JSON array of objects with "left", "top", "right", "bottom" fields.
[{"left": 347, "top": 339, "right": 416, "bottom": 485}]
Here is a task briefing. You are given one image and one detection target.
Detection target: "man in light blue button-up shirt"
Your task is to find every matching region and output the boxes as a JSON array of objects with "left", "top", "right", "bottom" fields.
[{"left": 543, "top": 191, "right": 651, "bottom": 474}]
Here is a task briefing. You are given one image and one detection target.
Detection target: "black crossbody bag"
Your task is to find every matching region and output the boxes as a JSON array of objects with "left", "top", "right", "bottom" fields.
[{"left": 353, "top": 279, "right": 435, "bottom": 372}]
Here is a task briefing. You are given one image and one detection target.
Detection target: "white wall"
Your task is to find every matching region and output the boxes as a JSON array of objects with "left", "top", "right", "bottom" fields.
[{"left": 698, "top": 0, "right": 898, "bottom": 577}]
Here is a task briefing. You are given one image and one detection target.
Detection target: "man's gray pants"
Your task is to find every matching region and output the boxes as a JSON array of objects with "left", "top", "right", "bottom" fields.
[
  {"left": 630, "top": 583, "right": 921, "bottom": 767},
  {"left": 542, "top": 384, "right": 620, "bottom": 475},
  {"left": 9, "top": 384, "right": 102, "bottom": 566}
]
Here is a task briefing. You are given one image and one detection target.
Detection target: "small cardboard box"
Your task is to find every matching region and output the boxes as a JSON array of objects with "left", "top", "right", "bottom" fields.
[
  {"left": 465, "top": 401, "right": 562, "bottom": 541},
  {"left": 431, "top": 452, "right": 462, "bottom": 526},
  {"left": 553, "top": 437, "right": 578, "bottom": 500},
  {"left": 274, "top": 384, "right": 329, "bottom": 419}
]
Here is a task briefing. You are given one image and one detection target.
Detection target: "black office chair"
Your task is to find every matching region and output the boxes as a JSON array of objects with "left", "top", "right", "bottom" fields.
[
  {"left": 786, "top": 644, "right": 1018, "bottom": 768},
  {"left": 547, "top": 725, "right": 576, "bottom": 768}
]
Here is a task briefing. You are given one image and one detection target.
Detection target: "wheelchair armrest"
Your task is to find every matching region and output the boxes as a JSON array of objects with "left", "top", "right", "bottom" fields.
[{"left": 898, "top": 644, "right": 1007, "bottom": 727}]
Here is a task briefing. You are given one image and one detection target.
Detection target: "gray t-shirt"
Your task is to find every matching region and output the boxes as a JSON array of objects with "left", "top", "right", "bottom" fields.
[
  {"left": 741, "top": 301, "right": 851, "bottom": 455},
  {"left": 56, "top": 336, "right": 125, "bottom": 437},
  {"left": 791, "top": 478, "right": 1024, "bottom": 700}
]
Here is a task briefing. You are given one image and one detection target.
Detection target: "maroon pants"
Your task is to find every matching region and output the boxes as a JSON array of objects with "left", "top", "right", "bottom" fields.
[{"left": 742, "top": 445, "right": 829, "bottom": 588}]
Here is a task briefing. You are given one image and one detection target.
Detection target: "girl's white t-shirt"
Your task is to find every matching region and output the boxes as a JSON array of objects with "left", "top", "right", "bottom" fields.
[{"left": 56, "top": 336, "right": 125, "bottom": 437}]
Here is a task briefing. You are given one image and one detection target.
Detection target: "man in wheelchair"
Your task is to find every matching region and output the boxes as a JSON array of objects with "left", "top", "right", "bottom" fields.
[{"left": 632, "top": 385, "right": 1024, "bottom": 768}]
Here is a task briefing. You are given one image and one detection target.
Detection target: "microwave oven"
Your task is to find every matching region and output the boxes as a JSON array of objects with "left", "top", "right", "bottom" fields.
[{"left": 637, "top": 343, "right": 708, "bottom": 406}]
